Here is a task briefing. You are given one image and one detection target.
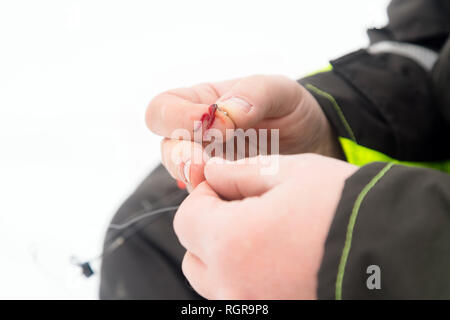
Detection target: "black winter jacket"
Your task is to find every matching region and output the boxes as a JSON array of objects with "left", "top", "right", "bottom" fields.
[{"left": 299, "top": 0, "right": 450, "bottom": 299}]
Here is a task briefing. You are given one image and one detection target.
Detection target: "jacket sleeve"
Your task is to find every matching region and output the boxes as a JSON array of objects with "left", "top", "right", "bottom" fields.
[
  {"left": 369, "top": 0, "right": 450, "bottom": 48},
  {"left": 318, "top": 162, "right": 450, "bottom": 299},
  {"left": 297, "top": 0, "right": 450, "bottom": 172}
]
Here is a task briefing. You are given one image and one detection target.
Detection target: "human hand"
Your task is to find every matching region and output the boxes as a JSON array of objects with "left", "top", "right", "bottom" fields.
[
  {"left": 147, "top": 75, "right": 343, "bottom": 189},
  {"left": 174, "top": 154, "right": 357, "bottom": 299}
]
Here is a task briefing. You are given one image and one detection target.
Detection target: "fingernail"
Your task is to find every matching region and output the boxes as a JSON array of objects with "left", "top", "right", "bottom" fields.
[
  {"left": 219, "top": 97, "right": 252, "bottom": 113},
  {"left": 180, "top": 159, "right": 191, "bottom": 185}
]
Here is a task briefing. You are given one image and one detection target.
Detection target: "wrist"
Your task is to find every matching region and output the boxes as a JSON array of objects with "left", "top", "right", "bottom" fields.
[{"left": 317, "top": 116, "right": 345, "bottom": 160}]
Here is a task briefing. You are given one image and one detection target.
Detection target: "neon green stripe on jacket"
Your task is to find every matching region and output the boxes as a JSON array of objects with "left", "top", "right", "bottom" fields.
[
  {"left": 339, "top": 137, "right": 450, "bottom": 174},
  {"left": 304, "top": 67, "right": 450, "bottom": 174}
]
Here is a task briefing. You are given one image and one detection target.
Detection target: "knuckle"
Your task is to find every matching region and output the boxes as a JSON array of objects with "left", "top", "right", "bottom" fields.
[
  {"left": 198, "top": 82, "right": 220, "bottom": 99},
  {"left": 301, "top": 152, "right": 321, "bottom": 163},
  {"left": 254, "top": 74, "right": 272, "bottom": 87},
  {"left": 180, "top": 253, "right": 187, "bottom": 273},
  {"left": 246, "top": 74, "right": 265, "bottom": 81},
  {"left": 172, "top": 203, "right": 187, "bottom": 240},
  {"left": 180, "top": 252, "right": 191, "bottom": 277}
]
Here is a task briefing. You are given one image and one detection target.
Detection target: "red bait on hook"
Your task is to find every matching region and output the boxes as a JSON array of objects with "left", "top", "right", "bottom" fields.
[{"left": 197, "top": 103, "right": 219, "bottom": 131}]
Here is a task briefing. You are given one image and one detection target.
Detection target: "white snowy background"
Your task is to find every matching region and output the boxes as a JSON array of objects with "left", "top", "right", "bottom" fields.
[{"left": 0, "top": 0, "right": 389, "bottom": 299}]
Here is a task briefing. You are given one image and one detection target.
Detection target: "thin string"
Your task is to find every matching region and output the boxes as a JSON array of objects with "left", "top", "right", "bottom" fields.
[
  {"left": 108, "top": 205, "right": 180, "bottom": 230},
  {"left": 71, "top": 205, "right": 180, "bottom": 272}
]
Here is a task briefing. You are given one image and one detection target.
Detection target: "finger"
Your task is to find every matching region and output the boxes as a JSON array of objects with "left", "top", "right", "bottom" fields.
[
  {"left": 216, "top": 75, "right": 302, "bottom": 129},
  {"left": 146, "top": 81, "right": 237, "bottom": 138},
  {"left": 204, "top": 155, "right": 290, "bottom": 200},
  {"left": 182, "top": 251, "right": 212, "bottom": 299},
  {"left": 174, "top": 181, "right": 223, "bottom": 260},
  {"left": 161, "top": 138, "right": 208, "bottom": 188}
]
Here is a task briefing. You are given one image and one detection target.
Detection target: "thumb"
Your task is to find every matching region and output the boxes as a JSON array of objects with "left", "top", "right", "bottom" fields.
[
  {"left": 204, "top": 155, "right": 287, "bottom": 200},
  {"left": 215, "top": 75, "right": 302, "bottom": 130}
]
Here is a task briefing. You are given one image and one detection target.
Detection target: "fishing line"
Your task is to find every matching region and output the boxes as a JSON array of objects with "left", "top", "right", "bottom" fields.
[
  {"left": 71, "top": 205, "right": 180, "bottom": 278},
  {"left": 109, "top": 206, "right": 179, "bottom": 230}
]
